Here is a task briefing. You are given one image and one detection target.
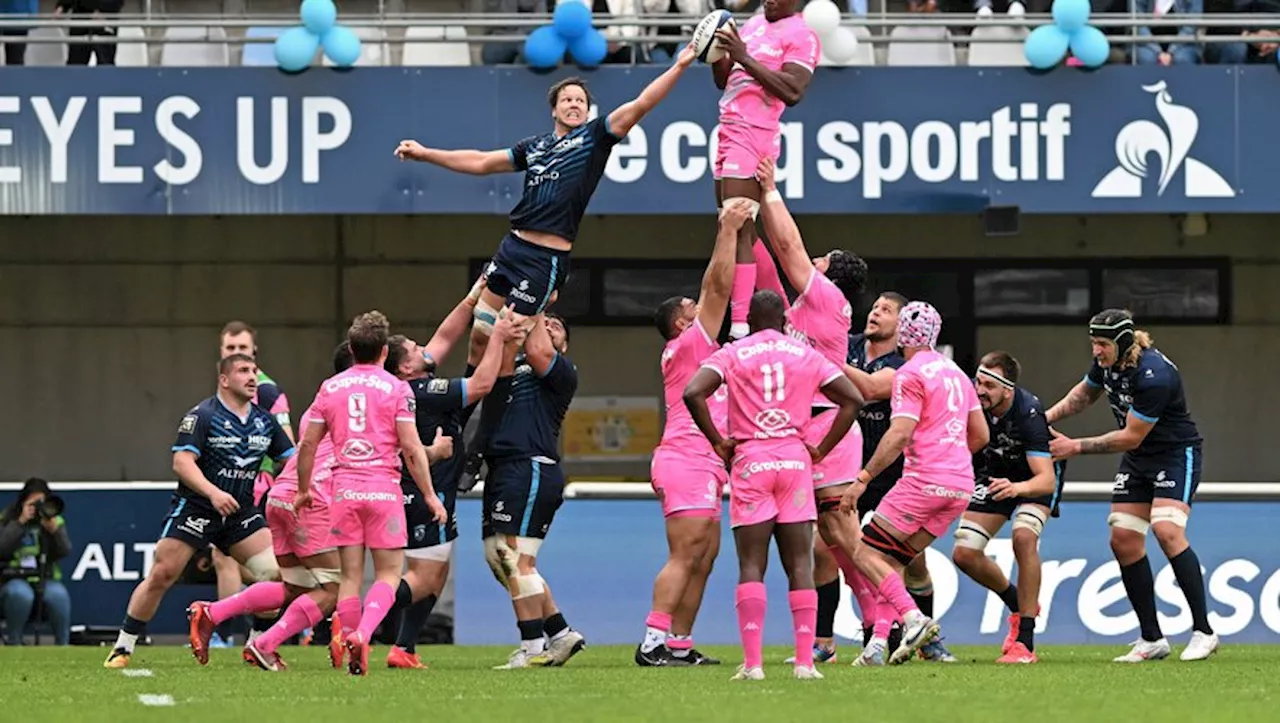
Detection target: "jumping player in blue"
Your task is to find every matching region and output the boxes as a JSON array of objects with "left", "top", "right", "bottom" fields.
[
  {"left": 104, "top": 354, "right": 295, "bottom": 668},
  {"left": 952, "top": 350, "right": 1066, "bottom": 664},
  {"left": 1047, "top": 309, "right": 1218, "bottom": 663}
]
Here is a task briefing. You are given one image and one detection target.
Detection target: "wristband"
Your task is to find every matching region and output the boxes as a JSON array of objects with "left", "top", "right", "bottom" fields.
[{"left": 763, "top": 189, "right": 782, "bottom": 204}]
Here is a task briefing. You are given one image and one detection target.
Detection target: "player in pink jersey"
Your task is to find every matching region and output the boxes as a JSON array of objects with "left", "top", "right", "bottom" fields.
[
  {"left": 299, "top": 311, "right": 447, "bottom": 676},
  {"left": 685, "top": 290, "right": 863, "bottom": 681},
  {"left": 636, "top": 199, "right": 754, "bottom": 667},
  {"left": 187, "top": 341, "right": 352, "bottom": 671},
  {"left": 710, "top": 1, "right": 819, "bottom": 338},
  {"left": 748, "top": 158, "right": 881, "bottom": 637},
  {"left": 839, "top": 302, "right": 990, "bottom": 666}
]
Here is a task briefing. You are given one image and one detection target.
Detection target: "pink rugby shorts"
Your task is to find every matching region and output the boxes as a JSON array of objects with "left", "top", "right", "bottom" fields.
[
  {"left": 265, "top": 490, "right": 335, "bottom": 559},
  {"left": 728, "top": 442, "right": 816, "bottom": 528},
  {"left": 806, "top": 410, "right": 863, "bottom": 491},
  {"left": 874, "top": 474, "right": 972, "bottom": 539},
  {"left": 714, "top": 122, "right": 781, "bottom": 181},
  {"left": 651, "top": 445, "right": 726, "bottom": 519},
  {"left": 331, "top": 479, "right": 407, "bottom": 550}
]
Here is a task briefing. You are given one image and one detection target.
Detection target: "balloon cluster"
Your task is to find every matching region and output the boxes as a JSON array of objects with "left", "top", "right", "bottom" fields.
[
  {"left": 801, "top": 0, "right": 860, "bottom": 65},
  {"left": 273, "top": 0, "right": 363, "bottom": 72},
  {"left": 1023, "top": 0, "right": 1110, "bottom": 70},
  {"left": 525, "top": 0, "right": 608, "bottom": 70}
]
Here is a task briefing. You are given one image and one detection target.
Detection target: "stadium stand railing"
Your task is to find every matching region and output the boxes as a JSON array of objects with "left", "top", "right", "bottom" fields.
[{"left": 1, "top": 12, "right": 1279, "bottom": 67}]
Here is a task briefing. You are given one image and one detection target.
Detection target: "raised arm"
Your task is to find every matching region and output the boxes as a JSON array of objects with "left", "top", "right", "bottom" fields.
[
  {"left": 463, "top": 314, "right": 518, "bottom": 406},
  {"left": 756, "top": 158, "right": 814, "bottom": 294},
  {"left": 698, "top": 199, "right": 754, "bottom": 335},
  {"left": 424, "top": 276, "right": 487, "bottom": 368},
  {"left": 606, "top": 45, "right": 696, "bottom": 137},
  {"left": 394, "top": 141, "right": 515, "bottom": 176}
]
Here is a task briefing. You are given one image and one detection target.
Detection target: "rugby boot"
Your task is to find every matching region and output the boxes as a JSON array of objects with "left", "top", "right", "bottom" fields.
[
  {"left": 186, "top": 601, "right": 216, "bottom": 665},
  {"left": 1113, "top": 637, "right": 1171, "bottom": 663},
  {"left": 387, "top": 645, "right": 428, "bottom": 669}
]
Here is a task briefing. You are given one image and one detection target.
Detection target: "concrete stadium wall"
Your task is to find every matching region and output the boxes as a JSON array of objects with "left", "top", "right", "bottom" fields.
[{"left": 0, "top": 212, "right": 1272, "bottom": 482}]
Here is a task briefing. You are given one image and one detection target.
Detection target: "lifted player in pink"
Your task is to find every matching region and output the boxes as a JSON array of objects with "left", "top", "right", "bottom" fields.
[
  {"left": 301, "top": 311, "right": 446, "bottom": 676},
  {"left": 839, "top": 302, "right": 989, "bottom": 665},
  {"left": 684, "top": 290, "right": 862, "bottom": 681},
  {"left": 711, "top": 0, "right": 821, "bottom": 339},
  {"left": 638, "top": 199, "right": 756, "bottom": 667}
]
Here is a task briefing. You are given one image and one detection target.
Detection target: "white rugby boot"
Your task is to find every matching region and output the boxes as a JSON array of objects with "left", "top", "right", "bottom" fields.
[
  {"left": 1179, "top": 631, "right": 1220, "bottom": 661},
  {"left": 1113, "top": 637, "right": 1171, "bottom": 663}
]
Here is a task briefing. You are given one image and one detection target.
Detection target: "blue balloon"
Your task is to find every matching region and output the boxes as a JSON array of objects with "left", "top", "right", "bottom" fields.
[
  {"left": 300, "top": 0, "right": 337, "bottom": 36},
  {"left": 524, "top": 25, "right": 567, "bottom": 69},
  {"left": 1069, "top": 24, "right": 1111, "bottom": 68},
  {"left": 274, "top": 26, "right": 319, "bottom": 72},
  {"left": 322, "top": 25, "right": 363, "bottom": 68},
  {"left": 1051, "top": 0, "right": 1090, "bottom": 32},
  {"left": 1023, "top": 24, "right": 1070, "bottom": 70},
  {"left": 552, "top": 0, "right": 594, "bottom": 41},
  {"left": 569, "top": 28, "right": 608, "bottom": 68}
]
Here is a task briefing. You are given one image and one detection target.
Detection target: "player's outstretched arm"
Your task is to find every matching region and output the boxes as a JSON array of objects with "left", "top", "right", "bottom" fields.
[
  {"left": 815, "top": 374, "right": 865, "bottom": 458},
  {"left": 698, "top": 199, "right": 754, "bottom": 334},
  {"left": 1045, "top": 380, "right": 1103, "bottom": 424},
  {"left": 713, "top": 24, "right": 814, "bottom": 106},
  {"left": 756, "top": 158, "right": 814, "bottom": 294},
  {"left": 394, "top": 140, "right": 515, "bottom": 176},
  {"left": 607, "top": 44, "right": 697, "bottom": 138},
  {"left": 843, "top": 364, "right": 895, "bottom": 402},
  {"left": 425, "top": 276, "right": 487, "bottom": 369},
  {"left": 522, "top": 314, "right": 557, "bottom": 377}
]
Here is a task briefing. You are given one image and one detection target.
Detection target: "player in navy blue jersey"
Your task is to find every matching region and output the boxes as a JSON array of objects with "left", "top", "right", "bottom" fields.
[
  {"left": 394, "top": 46, "right": 696, "bottom": 343},
  {"left": 380, "top": 308, "right": 520, "bottom": 670},
  {"left": 952, "top": 351, "right": 1066, "bottom": 664},
  {"left": 104, "top": 354, "right": 295, "bottom": 669},
  {"left": 1048, "top": 309, "right": 1218, "bottom": 663},
  {"left": 477, "top": 312, "right": 585, "bottom": 670}
]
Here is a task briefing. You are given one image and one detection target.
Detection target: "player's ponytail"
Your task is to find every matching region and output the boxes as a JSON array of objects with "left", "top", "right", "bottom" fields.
[{"left": 1127, "top": 330, "right": 1153, "bottom": 368}]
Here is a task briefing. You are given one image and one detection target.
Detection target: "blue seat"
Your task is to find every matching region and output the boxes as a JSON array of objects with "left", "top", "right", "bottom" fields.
[{"left": 242, "top": 26, "right": 290, "bottom": 67}]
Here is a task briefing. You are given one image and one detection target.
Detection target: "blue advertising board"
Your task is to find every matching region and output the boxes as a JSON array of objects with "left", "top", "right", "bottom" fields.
[
  {"left": 0, "top": 66, "right": 1273, "bottom": 215},
  {"left": 33, "top": 484, "right": 1280, "bottom": 646}
]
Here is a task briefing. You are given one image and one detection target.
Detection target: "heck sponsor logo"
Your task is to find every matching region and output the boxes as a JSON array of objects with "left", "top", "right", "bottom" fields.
[{"left": 1092, "top": 81, "right": 1234, "bottom": 200}]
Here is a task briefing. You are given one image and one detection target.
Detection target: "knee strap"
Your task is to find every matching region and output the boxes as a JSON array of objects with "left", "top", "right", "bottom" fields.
[
  {"left": 1150, "top": 506, "right": 1189, "bottom": 529},
  {"left": 513, "top": 570, "right": 546, "bottom": 600},
  {"left": 281, "top": 566, "right": 319, "bottom": 589},
  {"left": 1108, "top": 511, "right": 1151, "bottom": 535},
  {"left": 1012, "top": 504, "right": 1049, "bottom": 537},
  {"left": 243, "top": 550, "right": 280, "bottom": 583},
  {"left": 473, "top": 299, "right": 500, "bottom": 335},
  {"left": 721, "top": 196, "right": 761, "bottom": 221},
  {"left": 311, "top": 568, "right": 342, "bottom": 585},
  {"left": 953, "top": 520, "right": 991, "bottom": 551},
  {"left": 483, "top": 536, "right": 515, "bottom": 587},
  {"left": 861, "top": 519, "right": 917, "bottom": 567}
]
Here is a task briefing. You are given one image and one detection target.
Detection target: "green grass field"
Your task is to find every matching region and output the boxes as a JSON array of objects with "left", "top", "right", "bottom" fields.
[{"left": 5, "top": 644, "right": 1277, "bottom": 723}]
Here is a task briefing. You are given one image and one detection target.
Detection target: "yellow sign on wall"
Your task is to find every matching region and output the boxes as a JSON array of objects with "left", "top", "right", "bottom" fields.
[{"left": 562, "top": 396, "right": 661, "bottom": 463}]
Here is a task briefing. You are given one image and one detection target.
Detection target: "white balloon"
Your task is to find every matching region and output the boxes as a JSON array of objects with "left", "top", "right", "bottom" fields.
[
  {"left": 802, "top": 0, "right": 842, "bottom": 37},
  {"left": 822, "top": 26, "right": 859, "bottom": 63}
]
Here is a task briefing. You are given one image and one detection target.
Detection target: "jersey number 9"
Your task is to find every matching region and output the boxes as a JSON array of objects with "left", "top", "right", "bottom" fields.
[{"left": 348, "top": 393, "right": 367, "bottom": 432}]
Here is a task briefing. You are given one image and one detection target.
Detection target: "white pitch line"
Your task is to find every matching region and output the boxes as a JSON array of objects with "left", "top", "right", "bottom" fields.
[
  {"left": 137, "top": 694, "right": 175, "bottom": 707},
  {"left": 120, "top": 668, "right": 154, "bottom": 677}
]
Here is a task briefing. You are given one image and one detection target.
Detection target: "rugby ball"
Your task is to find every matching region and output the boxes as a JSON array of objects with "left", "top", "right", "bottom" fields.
[{"left": 690, "top": 10, "right": 736, "bottom": 63}]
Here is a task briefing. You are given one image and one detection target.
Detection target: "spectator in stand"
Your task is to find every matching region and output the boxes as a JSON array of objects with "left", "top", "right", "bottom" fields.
[
  {"left": 0, "top": 478, "right": 72, "bottom": 646},
  {"left": 481, "top": 0, "right": 546, "bottom": 65},
  {"left": 0, "top": 0, "right": 36, "bottom": 66},
  {"left": 1131, "top": 0, "right": 1203, "bottom": 65},
  {"left": 55, "top": 0, "right": 122, "bottom": 66},
  {"left": 1204, "top": 0, "right": 1280, "bottom": 64},
  {"left": 645, "top": 0, "right": 707, "bottom": 64}
]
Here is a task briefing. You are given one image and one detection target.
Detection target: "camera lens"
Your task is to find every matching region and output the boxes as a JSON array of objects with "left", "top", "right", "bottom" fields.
[{"left": 40, "top": 495, "right": 64, "bottom": 518}]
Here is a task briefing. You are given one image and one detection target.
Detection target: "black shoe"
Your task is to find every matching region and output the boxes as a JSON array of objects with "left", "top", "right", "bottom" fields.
[
  {"left": 887, "top": 621, "right": 904, "bottom": 657},
  {"left": 683, "top": 648, "right": 721, "bottom": 665},
  {"left": 457, "top": 453, "right": 485, "bottom": 493},
  {"left": 635, "top": 643, "right": 691, "bottom": 667}
]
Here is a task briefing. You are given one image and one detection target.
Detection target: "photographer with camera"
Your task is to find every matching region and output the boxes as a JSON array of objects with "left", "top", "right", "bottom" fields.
[{"left": 0, "top": 478, "right": 72, "bottom": 645}]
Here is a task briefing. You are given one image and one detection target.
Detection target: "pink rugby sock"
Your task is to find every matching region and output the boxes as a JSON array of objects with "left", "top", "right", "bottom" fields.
[
  {"left": 735, "top": 582, "right": 767, "bottom": 669},
  {"left": 831, "top": 546, "right": 878, "bottom": 625},
  {"left": 335, "top": 596, "right": 362, "bottom": 636},
  {"left": 878, "top": 571, "right": 921, "bottom": 619},
  {"left": 255, "top": 594, "right": 324, "bottom": 654},
  {"left": 208, "top": 582, "right": 286, "bottom": 625},
  {"left": 645, "top": 611, "right": 673, "bottom": 632},
  {"left": 355, "top": 581, "right": 396, "bottom": 641},
  {"left": 730, "top": 264, "right": 757, "bottom": 337},
  {"left": 753, "top": 239, "right": 790, "bottom": 309},
  {"left": 873, "top": 594, "right": 897, "bottom": 639},
  {"left": 788, "top": 589, "right": 818, "bottom": 667}
]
